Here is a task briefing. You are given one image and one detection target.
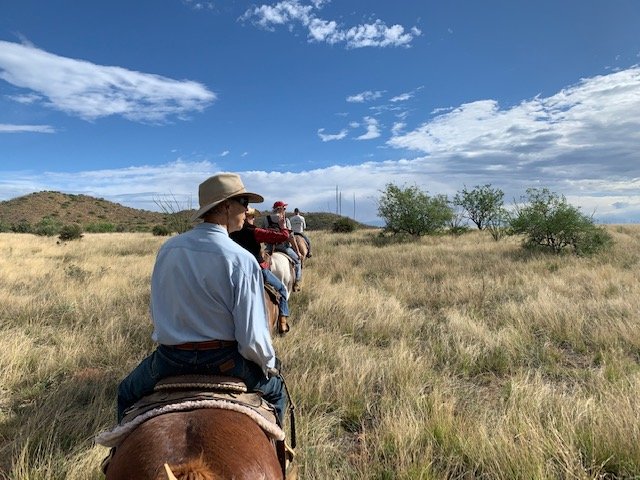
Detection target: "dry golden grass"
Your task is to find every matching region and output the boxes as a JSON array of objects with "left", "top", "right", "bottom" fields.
[{"left": 1, "top": 226, "right": 639, "bottom": 479}]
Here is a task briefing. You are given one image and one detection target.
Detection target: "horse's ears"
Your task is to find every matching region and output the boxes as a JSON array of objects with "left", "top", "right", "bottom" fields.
[{"left": 164, "top": 463, "right": 178, "bottom": 480}]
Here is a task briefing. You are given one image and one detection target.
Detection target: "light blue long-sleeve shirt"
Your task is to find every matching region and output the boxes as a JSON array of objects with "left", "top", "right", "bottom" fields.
[{"left": 150, "top": 222, "right": 275, "bottom": 375}]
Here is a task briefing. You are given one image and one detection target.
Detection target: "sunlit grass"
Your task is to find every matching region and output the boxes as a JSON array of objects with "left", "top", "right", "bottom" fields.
[{"left": 1, "top": 227, "right": 640, "bottom": 479}]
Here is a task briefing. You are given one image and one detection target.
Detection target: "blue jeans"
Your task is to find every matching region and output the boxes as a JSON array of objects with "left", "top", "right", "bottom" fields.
[
  {"left": 117, "top": 345, "right": 286, "bottom": 424},
  {"left": 275, "top": 246, "right": 301, "bottom": 282},
  {"left": 262, "top": 268, "right": 289, "bottom": 316}
]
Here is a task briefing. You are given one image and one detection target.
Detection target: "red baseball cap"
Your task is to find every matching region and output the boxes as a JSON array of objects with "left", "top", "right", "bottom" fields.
[{"left": 273, "top": 201, "right": 288, "bottom": 208}]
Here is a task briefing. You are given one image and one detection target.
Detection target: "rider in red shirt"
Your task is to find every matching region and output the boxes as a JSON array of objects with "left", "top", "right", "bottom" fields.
[{"left": 230, "top": 208, "right": 292, "bottom": 333}]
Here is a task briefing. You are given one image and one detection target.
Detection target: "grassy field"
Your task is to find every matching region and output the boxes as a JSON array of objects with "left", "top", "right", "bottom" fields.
[{"left": 0, "top": 227, "right": 639, "bottom": 479}]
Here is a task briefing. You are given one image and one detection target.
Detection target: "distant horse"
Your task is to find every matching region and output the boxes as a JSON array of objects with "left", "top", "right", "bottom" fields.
[
  {"left": 269, "top": 252, "right": 295, "bottom": 297},
  {"left": 104, "top": 409, "right": 284, "bottom": 479},
  {"left": 290, "top": 235, "right": 308, "bottom": 268}
]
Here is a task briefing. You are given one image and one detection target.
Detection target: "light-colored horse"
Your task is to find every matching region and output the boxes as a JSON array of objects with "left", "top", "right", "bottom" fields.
[{"left": 269, "top": 252, "right": 295, "bottom": 298}]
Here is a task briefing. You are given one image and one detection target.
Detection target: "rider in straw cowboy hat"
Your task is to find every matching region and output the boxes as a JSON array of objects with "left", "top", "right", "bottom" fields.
[{"left": 116, "top": 172, "right": 287, "bottom": 425}]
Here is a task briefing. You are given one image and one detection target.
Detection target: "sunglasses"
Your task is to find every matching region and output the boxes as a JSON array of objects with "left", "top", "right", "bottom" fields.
[{"left": 232, "top": 196, "right": 250, "bottom": 207}]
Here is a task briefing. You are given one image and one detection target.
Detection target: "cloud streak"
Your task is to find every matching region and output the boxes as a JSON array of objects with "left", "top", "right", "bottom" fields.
[
  {"left": 346, "top": 90, "right": 383, "bottom": 103},
  {"left": 0, "top": 123, "right": 55, "bottom": 133},
  {"left": 240, "top": 0, "right": 421, "bottom": 48},
  {"left": 317, "top": 128, "right": 348, "bottom": 141},
  {"left": 0, "top": 40, "right": 216, "bottom": 123}
]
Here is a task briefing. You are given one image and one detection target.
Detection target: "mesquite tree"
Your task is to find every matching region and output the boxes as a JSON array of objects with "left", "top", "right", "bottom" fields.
[
  {"left": 378, "top": 183, "right": 453, "bottom": 236},
  {"left": 454, "top": 184, "right": 505, "bottom": 230}
]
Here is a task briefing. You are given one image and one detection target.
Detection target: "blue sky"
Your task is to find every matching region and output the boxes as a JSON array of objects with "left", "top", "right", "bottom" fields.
[{"left": 1, "top": 1, "right": 639, "bottom": 224}]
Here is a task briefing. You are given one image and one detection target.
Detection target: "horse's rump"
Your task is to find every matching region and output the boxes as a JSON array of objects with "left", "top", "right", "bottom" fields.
[
  {"left": 269, "top": 252, "right": 295, "bottom": 298},
  {"left": 291, "top": 235, "right": 308, "bottom": 266},
  {"left": 105, "top": 409, "right": 283, "bottom": 480},
  {"left": 100, "top": 376, "right": 286, "bottom": 479}
]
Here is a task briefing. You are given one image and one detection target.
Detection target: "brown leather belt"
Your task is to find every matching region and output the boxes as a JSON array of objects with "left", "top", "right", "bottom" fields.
[{"left": 168, "top": 340, "right": 237, "bottom": 351}]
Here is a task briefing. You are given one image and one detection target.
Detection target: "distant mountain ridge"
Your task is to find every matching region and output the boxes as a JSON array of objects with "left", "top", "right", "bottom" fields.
[
  {"left": 0, "top": 191, "right": 166, "bottom": 232},
  {"left": 0, "top": 191, "right": 371, "bottom": 232}
]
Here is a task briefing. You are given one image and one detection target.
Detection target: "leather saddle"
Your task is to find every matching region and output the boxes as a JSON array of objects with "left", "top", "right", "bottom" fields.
[{"left": 121, "top": 374, "right": 279, "bottom": 426}]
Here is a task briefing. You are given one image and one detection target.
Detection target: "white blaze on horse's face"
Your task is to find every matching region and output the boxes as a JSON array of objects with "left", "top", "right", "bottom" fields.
[{"left": 164, "top": 464, "right": 178, "bottom": 480}]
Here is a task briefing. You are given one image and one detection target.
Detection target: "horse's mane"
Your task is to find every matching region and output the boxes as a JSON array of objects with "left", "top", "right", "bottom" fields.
[{"left": 159, "top": 457, "right": 216, "bottom": 480}]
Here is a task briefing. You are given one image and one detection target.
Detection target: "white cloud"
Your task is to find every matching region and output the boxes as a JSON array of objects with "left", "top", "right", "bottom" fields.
[
  {"left": 317, "top": 128, "right": 348, "bottom": 141},
  {"left": 391, "top": 122, "right": 405, "bottom": 135},
  {"left": 346, "top": 90, "right": 383, "bottom": 103},
  {"left": 182, "top": 1, "right": 214, "bottom": 10},
  {"left": 390, "top": 93, "right": 412, "bottom": 102},
  {"left": 0, "top": 40, "right": 216, "bottom": 123},
  {"left": 343, "top": 21, "right": 420, "bottom": 49},
  {"left": 356, "top": 116, "right": 380, "bottom": 140},
  {"left": 0, "top": 123, "right": 55, "bottom": 133},
  {"left": 2, "top": 68, "right": 640, "bottom": 224},
  {"left": 220, "top": 150, "right": 230, "bottom": 157},
  {"left": 7, "top": 93, "right": 42, "bottom": 104},
  {"left": 241, "top": 1, "right": 420, "bottom": 48},
  {"left": 389, "top": 67, "right": 640, "bottom": 162}
]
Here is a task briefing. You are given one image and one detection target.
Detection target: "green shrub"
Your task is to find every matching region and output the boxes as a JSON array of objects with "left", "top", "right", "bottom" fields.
[
  {"left": 58, "top": 224, "right": 84, "bottom": 241},
  {"left": 332, "top": 218, "right": 357, "bottom": 233},
  {"left": 378, "top": 183, "right": 453, "bottom": 236},
  {"left": 509, "top": 188, "right": 613, "bottom": 255},
  {"left": 152, "top": 224, "right": 172, "bottom": 236},
  {"left": 11, "top": 220, "right": 32, "bottom": 233},
  {"left": 33, "top": 217, "right": 63, "bottom": 237}
]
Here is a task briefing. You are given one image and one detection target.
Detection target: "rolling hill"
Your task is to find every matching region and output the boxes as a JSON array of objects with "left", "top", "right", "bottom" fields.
[{"left": 0, "top": 191, "right": 372, "bottom": 232}]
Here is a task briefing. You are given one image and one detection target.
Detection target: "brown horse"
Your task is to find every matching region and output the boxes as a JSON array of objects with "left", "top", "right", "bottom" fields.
[
  {"left": 104, "top": 409, "right": 284, "bottom": 480},
  {"left": 264, "top": 288, "right": 279, "bottom": 334},
  {"left": 290, "top": 235, "right": 308, "bottom": 268}
]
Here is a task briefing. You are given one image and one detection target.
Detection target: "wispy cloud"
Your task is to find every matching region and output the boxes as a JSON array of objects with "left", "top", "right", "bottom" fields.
[
  {"left": 0, "top": 123, "right": 55, "bottom": 133},
  {"left": 219, "top": 150, "right": 230, "bottom": 157},
  {"left": 346, "top": 90, "right": 383, "bottom": 103},
  {"left": 391, "top": 122, "right": 405, "bottom": 135},
  {"left": 0, "top": 40, "right": 216, "bottom": 123},
  {"left": 182, "top": 0, "right": 214, "bottom": 11},
  {"left": 240, "top": 0, "right": 421, "bottom": 48},
  {"left": 317, "top": 127, "right": 348, "bottom": 141},
  {"left": 356, "top": 116, "right": 380, "bottom": 140},
  {"left": 390, "top": 93, "right": 412, "bottom": 102}
]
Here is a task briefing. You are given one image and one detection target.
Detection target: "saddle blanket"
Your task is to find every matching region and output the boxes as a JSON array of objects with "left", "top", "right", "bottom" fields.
[{"left": 95, "top": 397, "right": 285, "bottom": 448}]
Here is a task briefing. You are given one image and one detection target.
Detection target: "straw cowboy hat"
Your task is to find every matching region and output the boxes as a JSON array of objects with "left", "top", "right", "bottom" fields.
[
  {"left": 191, "top": 173, "right": 264, "bottom": 221},
  {"left": 246, "top": 207, "right": 261, "bottom": 217}
]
